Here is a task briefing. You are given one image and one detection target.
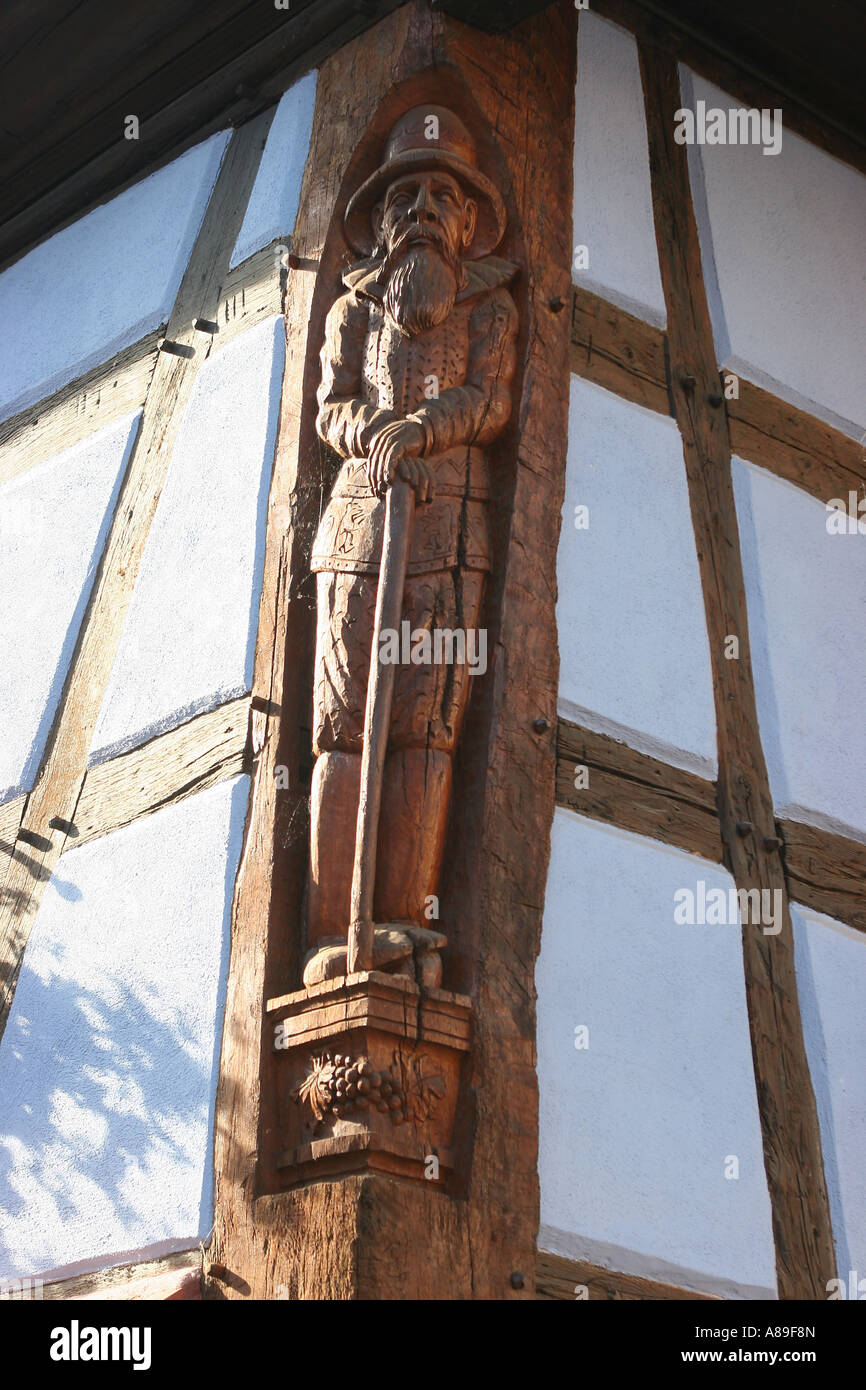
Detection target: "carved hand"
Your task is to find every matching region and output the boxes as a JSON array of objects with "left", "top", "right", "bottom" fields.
[{"left": 367, "top": 419, "right": 432, "bottom": 501}]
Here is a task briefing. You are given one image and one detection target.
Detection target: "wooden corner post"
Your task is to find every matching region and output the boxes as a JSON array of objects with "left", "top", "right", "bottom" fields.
[{"left": 205, "top": 0, "right": 576, "bottom": 1300}]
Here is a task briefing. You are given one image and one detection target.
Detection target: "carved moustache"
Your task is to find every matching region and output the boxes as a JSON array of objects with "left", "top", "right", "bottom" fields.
[{"left": 382, "top": 235, "right": 460, "bottom": 336}]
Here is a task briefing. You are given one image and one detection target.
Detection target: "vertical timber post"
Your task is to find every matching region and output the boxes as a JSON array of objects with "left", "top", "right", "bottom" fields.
[{"left": 206, "top": 0, "right": 575, "bottom": 1301}]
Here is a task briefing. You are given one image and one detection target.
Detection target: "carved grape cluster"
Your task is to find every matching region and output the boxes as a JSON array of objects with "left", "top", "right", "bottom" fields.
[{"left": 294, "top": 1052, "right": 410, "bottom": 1125}]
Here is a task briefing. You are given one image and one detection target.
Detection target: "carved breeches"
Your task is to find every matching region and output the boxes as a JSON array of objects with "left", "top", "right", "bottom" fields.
[{"left": 313, "top": 567, "right": 485, "bottom": 756}]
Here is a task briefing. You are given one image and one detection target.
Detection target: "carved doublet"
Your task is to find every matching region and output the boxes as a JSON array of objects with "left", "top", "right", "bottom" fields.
[
  {"left": 313, "top": 294, "right": 503, "bottom": 577},
  {"left": 361, "top": 303, "right": 471, "bottom": 414}
]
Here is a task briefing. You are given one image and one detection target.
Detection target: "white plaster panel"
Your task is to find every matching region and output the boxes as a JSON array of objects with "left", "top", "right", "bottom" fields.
[
  {"left": 793, "top": 905, "right": 866, "bottom": 1285},
  {"left": 230, "top": 71, "right": 317, "bottom": 269},
  {"left": 537, "top": 809, "right": 777, "bottom": 1296},
  {"left": 0, "top": 132, "right": 229, "bottom": 423},
  {"left": 0, "top": 412, "right": 139, "bottom": 803},
  {"left": 683, "top": 71, "right": 866, "bottom": 436},
  {"left": 0, "top": 776, "right": 248, "bottom": 1282},
  {"left": 91, "top": 317, "right": 284, "bottom": 763},
  {"left": 733, "top": 457, "right": 866, "bottom": 840},
  {"left": 558, "top": 375, "right": 716, "bottom": 776},
  {"left": 573, "top": 12, "right": 666, "bottom": 325}
]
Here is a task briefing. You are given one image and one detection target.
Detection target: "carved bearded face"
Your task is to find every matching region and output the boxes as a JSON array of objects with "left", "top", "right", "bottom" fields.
[{"left": 375, "top": 171, "right": 477, "bottom": 336}]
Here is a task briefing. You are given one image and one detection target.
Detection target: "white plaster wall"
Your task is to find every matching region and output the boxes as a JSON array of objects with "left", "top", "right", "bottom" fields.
[
  {"left": 558, "top": 375, "right": 716, "bottom": 776},
  {"left": 733, "top": 457, "right": 866, "bottom": 841},
  {"left": 537, "top": 808, "right": 777, "bottom": 1297},
  {"left": 91, "top": 317, "right": 284, "bottom": 763},
  {"left": 0, "top": 132, "right": 229, "bottom": 424},
  {"left": 573, "top": 11, "right": 666, "bottom": 325},
  {"left": 682, "top": 71, "right": 866, "bottom": 437},
  {"left": 793, "top": 905, "right": 866, "bottom": 1286},
  {"left": 0, "top": 412, "right": 140, "bottom": 804},
  {"left": 0, "top": 776, "right": 247, "bottom": 1282},
  {"left": 230, "top": 71, "right": 317, "bottom": 269}
]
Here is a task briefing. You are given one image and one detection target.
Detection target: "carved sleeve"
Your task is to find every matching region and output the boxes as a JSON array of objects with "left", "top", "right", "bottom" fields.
[
  {"left": 408, "top": 287, "right": 519, "bottom": 454},
  {"left": 316, "top": 292, "right": 398, "bottom": 458}
]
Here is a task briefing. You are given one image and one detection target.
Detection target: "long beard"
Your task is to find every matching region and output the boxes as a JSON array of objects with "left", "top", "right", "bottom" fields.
[{"left": 382, "top": 243, "right": 460, "bottom": 336}]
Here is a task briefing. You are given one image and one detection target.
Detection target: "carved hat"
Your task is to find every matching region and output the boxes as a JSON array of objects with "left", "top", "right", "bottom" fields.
[{"left": 344, "top": 105, "right": 506, "bottom": 260}]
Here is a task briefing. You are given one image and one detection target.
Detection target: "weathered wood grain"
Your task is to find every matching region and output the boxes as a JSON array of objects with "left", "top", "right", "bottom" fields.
[
  {"left": 0, "top": 238, "right": 282, "bottom": 490},
  {"left": 782, "top": 819, "right": 866, "bottom": 938},
  {"left": 0, "top": 112, "right": 273, "bottom": 1043},
  {"left": 206, "top": 0, "right": 576, "bottom": 1301},
  {"left": 556, "top": 718, "right": 723, "bottom": 862},
  {"left": 74, "top": 698, "right": 250, "bottom": 846},
  {"left": 594, "top": 0, "right": 866, "bottom": 180},
  {"left": 570, "top": 285, "right": 865, "bottom": 509},
  {"left": 215, "top": 240, "right": 286, "bottom": 353},
  {"left": 728, "top": 380, "right": 866, "bottom": 506},
  {"left": 570, "top": 286, "right": 670, "bottom": 415},
  {"left": 0, "top": 332, "right": 160, "bottom": 487},
  {"left": 536, "top": 1250, "right": 718, "bottom": 1301},
  {"left": 38, "top": 1248, "right": 201, "bottom": 1302},
  {"left": 638, "top": 39, "right": 837, "bottom": 1300}
]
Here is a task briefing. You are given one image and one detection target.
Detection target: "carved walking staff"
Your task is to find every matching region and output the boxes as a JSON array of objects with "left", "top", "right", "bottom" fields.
[{"left": 347, "top": 476, "right": 414, "bottom": 973}]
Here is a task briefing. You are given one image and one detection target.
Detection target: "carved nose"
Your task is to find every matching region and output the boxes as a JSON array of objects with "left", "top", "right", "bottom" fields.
[{"left": 409, "top": 186, "right": 435, "bottom": 221}]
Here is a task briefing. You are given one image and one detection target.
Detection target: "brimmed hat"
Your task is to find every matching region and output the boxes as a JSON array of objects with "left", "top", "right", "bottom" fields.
[{"left": 344, "top": 105, "right": 506, "bottom": 260}]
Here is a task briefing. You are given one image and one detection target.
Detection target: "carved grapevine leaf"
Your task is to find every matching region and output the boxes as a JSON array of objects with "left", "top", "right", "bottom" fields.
[
  {"left": 391, "top": 1050, "right": 446, "bottom": 1122},
  {"left": 293, "top": 1055, "right": 336, "bottom": 1122}
]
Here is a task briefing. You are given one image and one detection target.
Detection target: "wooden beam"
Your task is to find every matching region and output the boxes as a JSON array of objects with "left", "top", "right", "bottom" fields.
[
  {"left": 37, "top": 1249, "right": 201, "bottom": 1302},
  {"left": 570, "top": 286, "right": 670, "bottom": 415},
  {"left": 594, "top": 0, "right": 866, "bottom": 180},
  {"left": 570, "top": 285, "right": 866, "bottom": 508},
  {"left": 0, "top": 112, "right": 273, "bottom": 1044},
  {"left": 206, "top": 0, "right": 577, "bottom": 1302},
  {"left": 215, "top": 239, "right": 285, "bottom": 353},
  {"left": 73, "top": 698, "right": 250, "bottom": 847},
  {"left": 781, "top": 820, "right": 866, "bottom": 939},
  {"left": 556, "top": 718, "right": 722, "bottom": 862},
  {"left": 0, "top": 332, "right": 160, "bottom": 487},
  {"left": 638, "top": 38, "right": 837, "bottom": 1300},
  {"left": 0, "top": 239, "right": 283, "bottom": 489},
  {"left": 536, "top": 1249, "right": 718, "bottom": 1301},
  {"left": 727, "top": 381, "right": 866, "bottom": 507},
  {"left": 0, "top": 0, "right": 406, "bottom": 274}
]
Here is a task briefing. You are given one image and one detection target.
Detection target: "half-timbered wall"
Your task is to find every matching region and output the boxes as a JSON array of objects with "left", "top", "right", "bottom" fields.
[
  {"left": 1, "top": 0, "right": 862, "bottom": 1304},
  {"left": 0, "top": 73, "right": 316, "bottom": 1285},
  {"left": 541, "top": 5, "right": 866, "bottom": 1301}
]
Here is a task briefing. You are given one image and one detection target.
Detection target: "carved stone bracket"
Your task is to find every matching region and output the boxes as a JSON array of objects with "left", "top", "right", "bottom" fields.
[{"left": 268, "top": 971, "right": 471, "bottom": 1185}]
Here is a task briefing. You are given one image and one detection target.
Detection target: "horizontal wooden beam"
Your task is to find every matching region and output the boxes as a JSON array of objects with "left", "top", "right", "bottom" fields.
[
  {"left": 556, "top": 718, "right": 866, "bottom": 942},
  {"left": 74, "top": 697, "right": 250, "bottom": 847},
  {"left": 0, "top": 332, "right": 160, "bottom": 487},
  {"left": 536, "top": 1249, "right": 717, "bottom": 1300},
  {"left": 571, "top": 285, "right": 864, "bottom": 507},
  {"left": 215, "top": 239, "right": 285, "bottom": 351},
  {"left": 0, "top": 240, "right": 284, "bottom": 487},
  {"left": 35, "top": 1248, "right": 201, "bottom": 1302},
  {"left": 571, "top": 285, "right": 865, "bottom": 508},
  {"left": 556, "top": 717, "right": 723, "bottom": 863},
  {"left": 570, "top": 286, "right": 671, "bottom": 415},
  {"left": 0, "top": 117, "right": 271, "bottom": 1046},
  {"left": 727, "top": 382, "right": 866, "bottom": 507},
  {"left": 782, "top": 818, "right": 866, "bottom": 937}
]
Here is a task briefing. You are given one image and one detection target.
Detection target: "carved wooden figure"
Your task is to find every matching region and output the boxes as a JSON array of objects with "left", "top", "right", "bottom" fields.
[{"left": 305, "top": 104, "right": 519, "bottom": 989}]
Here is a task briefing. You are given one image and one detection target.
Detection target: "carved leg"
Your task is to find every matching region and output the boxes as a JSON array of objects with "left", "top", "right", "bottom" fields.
[
  {"left": 306, "top": 566, "right": 485, "bottom": 987},
  {"left": 308, "top": 749, "right": 360, "bottom": 947},
  {"left": 374, "top": 747, "right": 451, "bottom": 925}
]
